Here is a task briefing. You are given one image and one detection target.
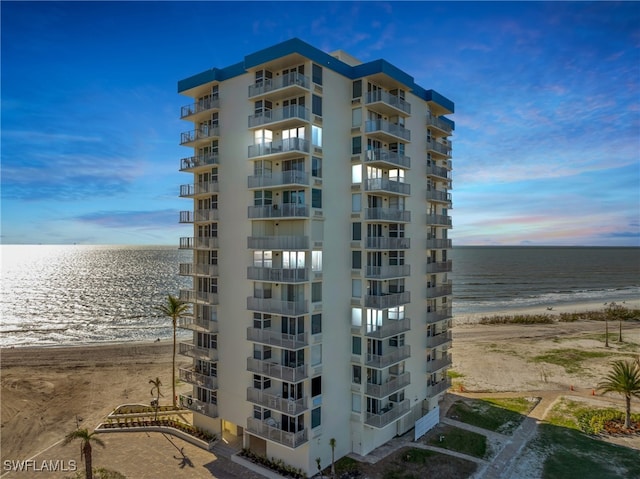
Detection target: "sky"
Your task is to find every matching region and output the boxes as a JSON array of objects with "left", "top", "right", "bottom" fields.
[{"left": 2, "top": 1, "right": 639, "bottom": 246}]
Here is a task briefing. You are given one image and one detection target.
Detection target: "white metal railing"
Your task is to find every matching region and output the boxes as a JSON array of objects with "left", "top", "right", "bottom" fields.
[
  {"left": 179, "top": 395, "right": 218, "bottom": 417},
  {"left": 180, "top": 126, "right": 220, "bottom": 144},
  {"left": 364, "top": 148, "right": 411, "bottom": 168},
  {"left": 426, "top": 308, "right": 453, "bottom": 324},
  {"left": 248, "top": 72, "right": 310, "bottom": 97},
  {"left": 246, "top": 297, "right": 308, "bottom": 316},
  {"left": 179, "top": 153, "right": 219, "bottom": 171},
  {"left": 365, "top": 178, "right": 411, "bottom": 195},
  {"left": 426, "top": 379, "right": 452, "bottom": 396},
  {"left": 366, "top": 345, "right": 411, "bottom": 369},
  {"left": 366, "top": 90, "right": 411, "bottom": 115},
  {"left": 249, "top": 105, "right": 309, "bottom": 128},
  {"left": 426, "top": 113, "right": 453, "bottom": 133},
  {"left": 364, "top": 291, "right": 411, "bottom": 309},
  {"left": 364, "top": 399, "right": 410, "bottom": 428},
  {"left": 247, "top": 266, "right": 309, "bottom": 283},
  {"left": 246, "top": 327, "right": 308, "bottom": 349},
  {"left": 426, "top": 214, "right": 452, "bottom": 227},
  {"left": 248, "top": 138, "right": 310, "bottom": 158},
  {"left": 177, "top": 315, "right": 218, "bottom": 333},
  {"left": 365, "top": 318, "right": 411, "bottom": 339},
  {"left": 248, "top": 171, "right": 310, "bottom": 188},
  {"left": 426, "top": 139, "right": 452, "bottom": 157},
  {"left": 425, "top": 261, "right": 452, "bottom": 274},
  {"left": 179, "top": 237, "right": 219, "bottom": 250},
  {"left": 426, "top": 356, "right": 451, "bottom": 373},
  {"left": 179, "top": 263, "right": 219, "bottom": 277},
  {"left": 180, "top": 97, "right": 220, "bottom": 118},
  {"left": 426, "top": 189, "right": 451, "bottom": 203},
  {"left": 426, "top": 238, "right": 452, "bottom": 249},
  {"left": 365, "top": 208, "right": 411, "bottom": 222},
  {"left": 426, "top": 331, "right": 452, "bottom": 348},
  {"left": 246, "top": 387, "right": 307, "bottom": 415},
  {"left": 179, "top": 368, "right": 218, "bottom": 390},
  {"left": 179, "top": 342, "right": 218, "bottom": 361},
  {"left": 248, "top": 204, "right": 310, "bottom": 219},
  {"left": 246, "top": 357, "right": 308, "bottom": 382},
  {"left": 365, "top": 372, "right": 411, "bottom": 398},
  {"left": 427, "top": 283, "right": 453, "bottom": 298},
  {"left": 179, "top": 181, "right": 219, "bottom": 197},
  {"left": 246, "top": 417, "right": 308, "bottom": 448},
  {"left": 365, "top": 119, "right": 411, "bottom": 141},
  {"left": 365, "top": 264, "right": 411, "bottom": 279},
  {"left": 366, "top": 237, "right": 410, "bottom": 249}
]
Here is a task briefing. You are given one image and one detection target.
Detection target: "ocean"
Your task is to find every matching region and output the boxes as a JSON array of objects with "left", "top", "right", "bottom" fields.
[{"left": 1, "top": 245, "right": 638, "bottom": 347}]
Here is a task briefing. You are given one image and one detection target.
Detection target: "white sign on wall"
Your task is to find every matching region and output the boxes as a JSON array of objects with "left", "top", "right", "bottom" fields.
[{"left": 414, "top": 406, "right": 440, "bottom": 441}]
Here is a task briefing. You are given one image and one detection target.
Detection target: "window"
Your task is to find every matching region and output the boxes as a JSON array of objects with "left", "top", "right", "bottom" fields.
[
  {"left": 253, "top": 375, "right": 271, "bottom": 390},
  {"left": 311, "top": 344, "right": 322, "bottom": 366},
  {"left": 389, "top": 251, "right": 405, "bottom": 265},
  {"left": 311, "top": 314, "right": 322, "bottom": 334},
  {"left": 352, "top": 107, "right": 362, "bottom": 127},
  {"left": 352, "top": 251, "right": 361, "bottom": 269},
  {"left": 312, "top": 188, "right": 322, "bottom": 208},
  {"left": 253, "top": 250, "right": 273, "bottom": 267},
  {"left": 312, "top": 251, "right": 322, "bottom": 272},
  {"left": 388, "top": 306, "right": 404, "bottom": 320},
  {"left": 254, "top": 190, "right": 273, "bottom": 206},
  {"left": 312, "top": 94, "right": 322, "bottom": 116},
  {"left": 352, "top": 336, "right": 362, "bottom": 355},
  {"left": 312, "top": 282, "right": 322, "bottom": 302},
  {"left": 254, "top": 129, "right": 273, "bottom": 144},
  {"left": 352, "top": 393, "right": 361, "bottom": 413},
  {"left": 282, "top": 251, "right": 304, "bottom": 268},
  {"left": 311, "top": 407, "right": 321, "bottom": 428},
  {"left": 351, "top": 164, "right": 362, "bottom": 184},
  {"left": 352, "top": 136, "right": 362, "bottom": 155},
  {"left": 283, "top": 190, "right": 304, "bottom": 205},
  {"left": 312, "top": 156, "right": 322, "bottom": 177},
  {"left": 312, "top": 64, "right": 322, "bottom": 85},
  {"left": 312, "top": 125, "right": 322, "bottom": 147},
  {"left": 312, "top": 376, "right": 322, "bottom": 397},
  {"left": 390, "top": 334, "right": 405, "bottom": 347},
  {"left": 351, "top": 307, "right": 362, "bottom": 327},
  {"left": 352, "top": 222, "right": 361, "bottom": 241},
  {"left": 351, "top": 193, "right": 361, "bottom": 212},
  {"left": 253, "top": 406, "right": 271, "bottom": 420},
  {"left": 352, "top": 365, "right": 362, "bottom": 384},
  {"left": 254, "top": 99, "right": 272, "bottom": 115},
  {"left": 253, "top": 312, "right": 272, "bottom": 329},
  {"left": 389, "top": 169, "right": 405, "bottom": 183},
  {"left": 255, "top": 69, "right": 272, "bottom": 84},
  {"left": 353, "top": 80, "right": 362, "bottom": 98},
  {"left": 352, "top": 279, "right": 362, "bottom": 298}
]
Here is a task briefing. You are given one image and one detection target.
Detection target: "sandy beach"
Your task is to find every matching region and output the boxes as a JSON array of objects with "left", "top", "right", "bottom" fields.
[{"left": 1, "top": 301, "right": 639, "bottom": 473}]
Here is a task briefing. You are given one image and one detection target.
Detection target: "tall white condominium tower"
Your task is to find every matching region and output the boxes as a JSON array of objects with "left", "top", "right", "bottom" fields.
[{"left": 177, "top": 39, "right": 454, "bottom": 476}]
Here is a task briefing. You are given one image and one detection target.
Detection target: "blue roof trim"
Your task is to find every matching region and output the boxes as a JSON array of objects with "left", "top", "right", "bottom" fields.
[{"left": 178, "top": 38, "right": 454, "bottom": 113}]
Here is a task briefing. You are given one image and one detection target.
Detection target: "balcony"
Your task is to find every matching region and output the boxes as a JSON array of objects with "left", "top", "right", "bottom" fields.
[
  {"left": 179, "top": 289, "right": 219, "bottom": 305},
  {"left": 179, "top": 263, "right": 219, "bottom": 278},
  {"left": 179, "top": 368, "right": 218, "bottom": 390},
  {"left": 180, "top": 153, "right": 220, "bottom": 172},
  {"left": 426, "top": 188, "right": 451, "bottom": 205},
  {"left": 366, "top": 237, "right": 410, "bottom": 250},
  {"left": 425, "top": 162, "right": 451, "bottom": 181},
  {"left": 426, "top": 379, "right": 452, "bottom": 397},
  {"left": 179, "top": 237, "right": 219, "bottom": 250},
  {"left": 180, "top": 126, "right": 220, "bottom": 146},
  {"left": 427, "top": 283, "right": 453, "bottom": 299},
  {"left": 426, "top": 356, "right": 451, "bottom": 374},
  {"left": 248, "top": 138, "right": 310, "bottom": 159},
  {"left": 248, "top": 171, "right": 310, "bottom": 189},
  {"left": 180, "top": 97, "right": 220, "bottom": 119},
  {"left": 248, "top": 204, "right": 310, "bottom": 219},
  {"left": 426, "top": 214, "right": 452, "bottom": 227},
  {"left": 248, "top": 72, "right": 310, "bottom": 100},
  {"left": 247, "top": 327, "right": 308, "bottom": 350},
  {"left": 246, "top": 357, "right": 308, "bottom": 382},
  {"left": 366, "top": 90, "right": 411, "bottom": 116},
  {"left": 426, "top": 331, "right": 452, "bottom": 348},
  {"left": 246, "top": 388, "right": 308, "bottom": 415},
  {"left": 365, "top": 318, "right": 411, "bottom": 339},
  {"left": 426, "top": 260, "right": 452, "bottom": 274},
  {"left": 247, "top": 297, "right": 308, "bottom": 316},
  {"left": 179, "top": 394, "right": 218, "bottom": 417},
  {"left": 365, "top": 264, "right": 411, "bottom": 279},
  {"left": 426, "top": 113, "right": 453, "bottom": 136},
  {"left": 426, "top": 238, "right": 452, "bottom": 249},
  {"left": 247, "top": 266, "right": 309, "bottom": 283},
  {"left": 248, "top": 105, "right": 309, "bottom": 129},
  {"left": 364, "top": 291, "right": 411, "bottom": 309},
  {"left": 365, "top": 372, "right": 411, "bottom": 398},
  {"left": 248, "top": 235, "right": 309, "bottom": 250},
  {"left": 178, "top": 314, "right": 218, "bottom": 333},
  {"left": 246, "top": 417, "right": 308, "bottom": 448},
  {"left": 364, "top": 148, "right": 411, "bottom": 169},
  {"left": 366, "top": 345, "right": 411, "bottom": 369},
  {"left": 365, "top": 208, "right": 411, "bottom": 223},
  {"left": 365, "top": 119, "right": 411, "bottom": 142},
  {"left": 179, "top": 209, "right": 219, "bottom": 223},
  {"left": 364, "top": 398, "right": 410, "bottom": 428},
  {"left": 426, "top": 139, "right": 451, "bottom": 158},
  {"left": 426, "top": 308, "right": 453, "bottom": 325},
  {"left": 365, "top": 178, "right": 411, "bottom": 196},
  {"left": 179, "top": 181, "right": 219, "bottom": 198},
  {"left": 179, "top": 342, "right": 218, "bottom": 361}
]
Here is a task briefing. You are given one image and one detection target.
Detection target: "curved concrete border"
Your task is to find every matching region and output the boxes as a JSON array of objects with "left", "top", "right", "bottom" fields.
[{"left": 95, "top": 423, "right": 215, "bottom": 451}]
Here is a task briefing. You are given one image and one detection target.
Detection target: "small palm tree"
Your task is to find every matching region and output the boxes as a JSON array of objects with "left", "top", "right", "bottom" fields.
[
  {"left": 329, "top": 437, "right": 336, "bottom": 477},
  {"left": 62, "top": 428, "right": 105, "bottom": 479},
  {"left": 149, "top": 377, "right": 164, "bottom": 421},
  {"left": 598, "top": 359, "right": 640, "bottom": 429},
  {"left": 155, "top": 294, "right": 190, "bottom": 408}
]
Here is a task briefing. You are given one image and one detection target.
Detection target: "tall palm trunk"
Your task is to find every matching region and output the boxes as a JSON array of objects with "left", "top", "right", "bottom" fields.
[
  {"left": 625, "top": 394, "right": 631, "bottom": 429},
  {"left": 84, "top": 443, "right": 93, "bottom": 479},
  {"left": 172, "top": 319, "right": 177, "bottom": 408}
]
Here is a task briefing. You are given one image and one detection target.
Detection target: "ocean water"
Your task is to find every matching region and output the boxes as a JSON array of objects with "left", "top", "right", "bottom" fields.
[{"left": 1, "top": 245, "right": 638, "bottom": 347}]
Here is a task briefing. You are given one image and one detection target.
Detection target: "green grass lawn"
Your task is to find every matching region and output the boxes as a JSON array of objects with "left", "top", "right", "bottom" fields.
[
  {"left": 426, "top": 424, "right": 488, "bottom": 459},
  {"left": 531, "top": 349, "right": 610, "bottom": 374},
  {"left": 447, "top": 398, "right": 527, "bottom": 435}
]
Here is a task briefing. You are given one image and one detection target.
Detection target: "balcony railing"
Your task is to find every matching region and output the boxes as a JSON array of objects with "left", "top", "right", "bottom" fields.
[
  {"left": 249, "top": 106, "right": 309, "bottom": 128},
  {"left": 179, "top": 342, "right": 218, "bottom": 361},
  {"left": 180, "top": 97, "right": 220, "bottom": 118},
  {"left": 366, "top": 90, "right": 411, "bottom": 115},
  {"left": 179, "top": 209, "right": 219, "bottom": 224},
  {"left": 426, "top": 114, "right": 453, "bottom": 134},
  {"left": 365, "top": 318, "right": 411, "bottom": 339},
  {"left": 177, "top": 315, "right": 218, "bottom": 333},
  {"left": 246, "top": 417, "right": 308, "bottom": 448},
  {"left": 247, "top": 266, "right": 309, "bottom": 283},
  {"left": 364, "top": 398, "right": 410, "bottom": 428},
  {"left": 364, "top": 291, "right": 411, "bottom": 309},
  {"left": 248, "top": 72, "right": 310, "bottom": 98},
  {"left": 179, "top": 181, "right": 219, "bottom": 197},
  {"left": 248, "top": 138, "right": 310, "bottom": 158},
  {"left": 248, "top": 204, "right": 310, "bottom": 219},
  {"left": 426, "top": 331, "right": 452, "bottom": 348},
  {"left": 365, "top": 208, "right": 411, "bottom": 223},
  {"left": 426, "top": 139, "right": 451, "bottom": 157},
  {"left": 365, "top": 119, "right": 411, "bottom": 141},
  {"left": 247, "top": 327, "right": 308, "bottom": 350},
  {"left": 179, "top": 289, "right": 218, "bottom": 305},
  {"left": 248, "top": 236, "right": 309, "bottom": 250},
  {"left": 180, "top": 126, "right": 220, "bottom": 145},
  {"left": 425, "top": 162, "right": 451, "bottom": 180},
  {"left": 426, "top": 261, "right": 452, "bottom": 274},
  {"left": 426, "top": 189, "right": 451, "bottom": 204},
  {"left": 426, "top": 214, "right": 452, "bottom": 227},
  {"left": 365, "top": 372, "right": 411, "bottom": 398},
  {"left": 426, "top": 308, "right": 453, "bottom": 324},
  {"left": 248, "top": 171, "right": 310, "bottom": 188},
  {"left": 365, "top": 178, "right": 411, "bottom": 195},
  {"left": 426, "top": 356, "right": 451, "bottom": 373},
  {"left": 366, "top": 345, "right": 411, "bottom": 369},
  {"left": 427, "top": 283, "right": 453, "bottom": 298},
  {"left": 179, "top": 368, "right": 218, "bottom": 390},
  {"left": 179, "top": 394, "right": 218, "bottom": 417},
  {"left": 365, "top": 264, "right": 411, "bottom": 279},
  {"left": 426, "top": 238, "right": 452, "bottom": 249},
  {"left": 179, "top": 153, "right": 219, "bottom": 172},
  {"left": 365, "top": 237, "right": 410, "bottom": 250},
  {"left": 426, "top": 379, "right": 452, "bottom": 396},
  {"left": 246, "top": 388, "right": 308, "bottom": 415},
  {"left": 246, "top": 357, "right": 308, "bottom": 382},
  {"left": 179, "top": 263, "right": 219, "bottom": 278},
  {"left": 247, "top": 297, "right": 308, "bottom": 316},
  {"left": 364, "top": 148, "right": 411, "bottom": 169},
  {"left": 179, "top": 237, "right": 219, "bottom": 250}
]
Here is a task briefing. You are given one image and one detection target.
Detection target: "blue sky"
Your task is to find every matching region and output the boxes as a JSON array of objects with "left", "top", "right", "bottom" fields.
[{"left": 2, "top": 1, "right": 639, "bottom": 246}]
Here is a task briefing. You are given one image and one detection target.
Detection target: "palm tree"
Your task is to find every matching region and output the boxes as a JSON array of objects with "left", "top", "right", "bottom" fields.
[
  {"left": 149, "top": 377, "right": 164, "bottom": 421},
  {"left": 598, "top": 359, "right": 640, "bottom": 429},
  {"left": 329, "top": 437, "right": 336, "bottom": 478},
  {"left": 155, "top": 294, "right": 190, "bottom": 408},
  {"left": 62, "top": 428, "right": 105, "bottom": 479}
]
